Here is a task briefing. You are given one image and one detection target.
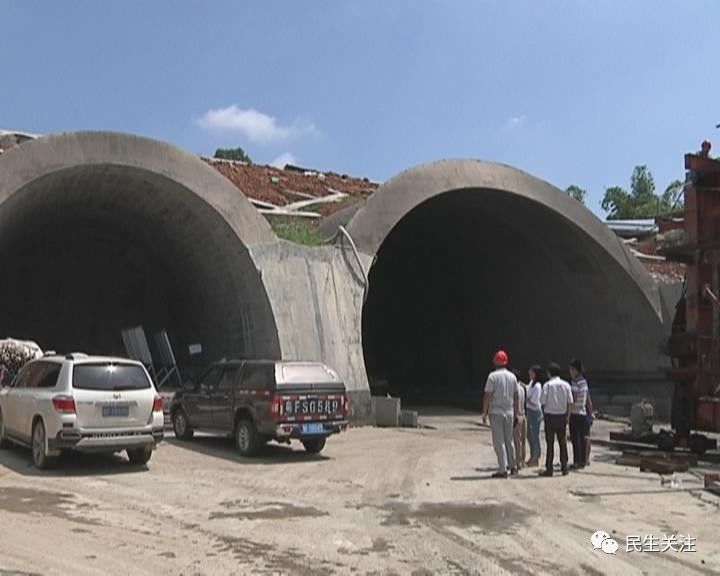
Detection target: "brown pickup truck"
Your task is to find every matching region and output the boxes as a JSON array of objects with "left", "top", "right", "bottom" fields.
[{"left": 170, "top": 360, "right": 348, "bottom": 456}]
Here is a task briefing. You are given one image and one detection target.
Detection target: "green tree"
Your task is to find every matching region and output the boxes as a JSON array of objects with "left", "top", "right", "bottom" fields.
[
  {"left": 630, "top": 165, "right": 655, "bottom": 202},
  {"left": 601, "top": 165, "right": 678, "bottom": 219},
  {"left": 600, "top": 186, "right": 631, "bottom": 219},
  {"left": 213, "top": 147, "right": 252, "bottom": 163},
  {"left": 662, "top": 179, "right": 684, "bottom": 210},
  {"left": 565, "top": 185, "right": 587, "bottom": 205}
]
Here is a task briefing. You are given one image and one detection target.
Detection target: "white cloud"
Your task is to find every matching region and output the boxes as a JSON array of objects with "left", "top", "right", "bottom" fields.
[
  {"left": 270, "top": 152, "right": 297, "bottom": 169},
  {"left": 196, "top": 105, "right": 316, "bottom": 144},
  {"left": 503, "top": 115, "right": 527, "bottom": 131}
]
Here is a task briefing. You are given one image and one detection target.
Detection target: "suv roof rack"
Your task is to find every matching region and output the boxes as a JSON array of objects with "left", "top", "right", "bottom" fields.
[{"left": 65, "top": 352, "right": 89, "bottom": 360}]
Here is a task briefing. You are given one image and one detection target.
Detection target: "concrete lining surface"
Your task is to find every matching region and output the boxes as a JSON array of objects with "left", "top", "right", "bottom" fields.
[
  {"left": 250, "top": 241, "right": 372, "bottom": 421},
  {"left": 350, "top": 160, "right": 665, "bottom": 403},
  {"left": 0, "top": 131, "right": 281, "bottom": 364},
  {"left": 348, "top": 159, "right": 660, "bottom": 312}
]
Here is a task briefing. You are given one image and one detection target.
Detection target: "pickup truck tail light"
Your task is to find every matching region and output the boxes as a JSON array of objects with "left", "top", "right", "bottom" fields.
[
  {"left": 152, "top": 396, "right": 163, "bottom": 413},
  {"left": 52, "top": 395, "right": 76, "bottom": 414},
  {"left": 341, "top": 395, "right": 349, "bottom": 417},
  {"left": 270, "top": 396, "right": 283, "bottom": 421}
]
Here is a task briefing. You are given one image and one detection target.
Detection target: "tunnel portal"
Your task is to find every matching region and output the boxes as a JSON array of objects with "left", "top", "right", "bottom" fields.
[
  {"left": 0, "top": 133, "right": 281, "bottom": 368},
  {"left": 353, "top": 161, "right": 664, "bottom": 406}
]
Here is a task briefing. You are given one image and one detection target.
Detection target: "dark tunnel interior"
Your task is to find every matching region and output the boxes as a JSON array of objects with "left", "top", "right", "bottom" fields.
[
  {"left": 0, "top": 165, "right": 280, "bottom": 375},
  {"left": 361, "top": 188, "right": 660, "bottom": 407}
]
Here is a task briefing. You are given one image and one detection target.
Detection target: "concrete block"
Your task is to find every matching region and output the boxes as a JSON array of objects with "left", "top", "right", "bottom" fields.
[
  {"left": 373, "top": 396, "right": 401, "bottom": 427},
  {"left": 347, "top": 389, "right": 373, "bottom": 425},
  {"left": 399, "top": 410, "right": 418, "bottom": 428}
]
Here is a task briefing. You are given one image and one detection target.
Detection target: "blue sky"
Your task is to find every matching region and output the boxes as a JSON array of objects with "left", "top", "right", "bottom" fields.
[{"left": 3, "top": 1, "right": 719, "bottom": 215}]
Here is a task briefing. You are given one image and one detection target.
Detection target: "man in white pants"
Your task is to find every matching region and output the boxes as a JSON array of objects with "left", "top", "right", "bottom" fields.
[{"left": 482, "top": 350, "right": 520, "bottom": 478}]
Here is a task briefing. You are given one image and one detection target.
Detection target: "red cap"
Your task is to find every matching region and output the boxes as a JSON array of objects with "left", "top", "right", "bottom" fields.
[{"left": 493, "top": 350, "right": 509, "bottom": 366}]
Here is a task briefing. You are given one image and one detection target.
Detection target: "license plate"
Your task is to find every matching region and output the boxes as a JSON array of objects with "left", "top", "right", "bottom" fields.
[
  {"left": 102, "top": 405, "right": 129, "bottom": 417},
  {"left": 301, "top": 423, "right": 325, "bottom": 435},
  {"left": 284, "top": 398, "right": 341, "bottom": 416}
]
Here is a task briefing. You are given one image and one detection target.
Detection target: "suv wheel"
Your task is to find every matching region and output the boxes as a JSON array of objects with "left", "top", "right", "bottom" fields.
[
  {"left": 127, "top": 447, "right": 153, "bottom": 465},
  {"left": 172, "top": 409, "right": 194, "bottom": 440},
  {"left": 32, "top": 420, "right": 54, "bottom": 469},
  {"left": 301, "top": 437, "right": 326, "bottom": 454},
  {"left": 0, "top": 409, "right": 9, "bottom": 449},
  {"left": 235, "top": 418, "right": 261, "bottom": 457}
]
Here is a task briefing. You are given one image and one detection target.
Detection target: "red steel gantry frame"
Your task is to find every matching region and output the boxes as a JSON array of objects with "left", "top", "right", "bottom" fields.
[{"left": 659, "top": 146, "right": 720, "bottom": 445}]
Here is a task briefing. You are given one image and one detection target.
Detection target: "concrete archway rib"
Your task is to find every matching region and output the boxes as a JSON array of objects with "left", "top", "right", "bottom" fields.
[
  {"left": 350, "top": 159, "right": 664, "bottom": 402},
  {"left": 0, "top": 131, "right": 280, "bottom": 363}
]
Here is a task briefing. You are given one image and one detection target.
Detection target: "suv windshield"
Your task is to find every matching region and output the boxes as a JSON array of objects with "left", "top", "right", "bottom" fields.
[{"left": 72, "top": 363, "right": 151, "bottom": 391}]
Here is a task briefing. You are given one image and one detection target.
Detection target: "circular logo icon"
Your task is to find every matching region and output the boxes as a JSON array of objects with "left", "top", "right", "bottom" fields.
[{"left": 591, "top": 530, "right": 610, "bottom": 550}]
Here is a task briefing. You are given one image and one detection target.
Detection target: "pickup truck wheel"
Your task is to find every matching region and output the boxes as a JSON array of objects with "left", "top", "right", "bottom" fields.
[
  {"left": 0, "top": 409, "right": 9, "bottom": 449},
  {"left": 302, "top": 437, "right": 326, "bottom": 454},
  {"left": 235, "top": 419, "right": 261, "bottom": 457},
  {"left": 32, "top": 420, "right": 55, "bottom": 470},
  {"left": 127, "top": 447, "right": 153, "bottom": 465},
  {"left": 172, "top": 409, "right": 194, "bottom": 440}
]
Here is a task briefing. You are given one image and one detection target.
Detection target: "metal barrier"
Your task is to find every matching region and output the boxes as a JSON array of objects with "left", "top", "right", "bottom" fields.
[
  {"left": 120, "top": 326, "right": 157, "bottom": 383},
  {"left": 154, "top": 329, "right": 182, "bottom": 390}
]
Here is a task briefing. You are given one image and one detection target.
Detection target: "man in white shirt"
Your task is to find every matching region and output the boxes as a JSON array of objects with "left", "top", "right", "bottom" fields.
[
  {"left": 482, "top": 350, "right": 520, "bottom": 478},
  {"left": 539, "top": 362, "right": 573, "bottom": 477}
]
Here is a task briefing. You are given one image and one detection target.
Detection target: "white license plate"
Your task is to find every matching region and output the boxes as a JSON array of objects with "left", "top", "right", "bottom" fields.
[
  {"left": 102, "top": 405, "right": 129, "bottom": 417},
  {"left": 301, "top": 423, "right": 324, "bottom": 435}
]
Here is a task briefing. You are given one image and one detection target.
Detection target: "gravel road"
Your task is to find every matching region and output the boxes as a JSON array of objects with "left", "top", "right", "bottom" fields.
[{"left": 0, "top": 411, "right": 718, "bottom": 575}]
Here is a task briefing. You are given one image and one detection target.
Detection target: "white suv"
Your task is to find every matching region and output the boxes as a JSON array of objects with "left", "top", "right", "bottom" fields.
[{"left": 0, "top": 354, "right": 164, "bottom": 469}]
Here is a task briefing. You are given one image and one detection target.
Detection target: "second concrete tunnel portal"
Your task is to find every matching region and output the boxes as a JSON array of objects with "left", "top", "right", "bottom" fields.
[
  {"left": 350, "top": 160, "right": 664, "bottom": 404},
  {"left": 0, "top": 132, "right": 664, "bottom": 413}
]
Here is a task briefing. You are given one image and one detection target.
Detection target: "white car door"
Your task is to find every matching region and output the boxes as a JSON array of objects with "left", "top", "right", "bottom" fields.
[
  {"left": 17, "top": 363, "right": 48, "bottom": 442},
  {"left": 3, "top": 365, "right": 37, "bottom": 440}
]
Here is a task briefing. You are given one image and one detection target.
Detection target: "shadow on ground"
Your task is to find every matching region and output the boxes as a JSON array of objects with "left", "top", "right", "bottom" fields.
[
  {"left": 166, "top": 434, "right": 331, "bottom": 465},
  {"left": 0, "top": 444, "right": 150, "bottom": 477}
]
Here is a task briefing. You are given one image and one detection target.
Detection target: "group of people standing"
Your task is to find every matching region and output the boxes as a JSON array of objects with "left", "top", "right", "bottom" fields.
[{"left": 481, "top": 350, "right": 593, "bottom": 478}]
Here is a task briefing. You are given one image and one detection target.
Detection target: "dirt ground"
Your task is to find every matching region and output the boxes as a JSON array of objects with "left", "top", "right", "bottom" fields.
[{"left": 0, "top": 410, "right": 718, "bottom": 576}]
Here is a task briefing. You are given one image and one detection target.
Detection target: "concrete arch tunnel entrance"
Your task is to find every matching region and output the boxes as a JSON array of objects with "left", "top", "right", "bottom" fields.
[
  {"left": 0, "top": 132, "right": 281, "bottom": 368},
  {"left": 352, "top": 160, "right": 665, "bottom": 406}
]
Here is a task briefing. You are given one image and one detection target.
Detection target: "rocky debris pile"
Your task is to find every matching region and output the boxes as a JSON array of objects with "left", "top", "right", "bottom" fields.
[
  {"left": 0, "top": 338, "right": 43, "bottom": 383},
  {"left": 206, "top": 159, "right": 377, "bottom": 217}
]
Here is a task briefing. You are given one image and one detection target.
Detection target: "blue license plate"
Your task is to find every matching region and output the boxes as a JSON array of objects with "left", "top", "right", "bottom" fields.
[
  {"left": 102, "top": 405, "right": 129, "bottom": 417},
  {"left": 301, "top": 423, "right": 325, "bottom": 435}
]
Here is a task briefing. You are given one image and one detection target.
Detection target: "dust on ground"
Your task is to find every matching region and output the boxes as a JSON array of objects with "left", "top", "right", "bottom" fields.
[{"left": 0, "top": 412, "right": 718, "bottom": 575}]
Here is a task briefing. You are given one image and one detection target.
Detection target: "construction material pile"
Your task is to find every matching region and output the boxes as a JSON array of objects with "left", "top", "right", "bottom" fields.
[{"left": 0, "top": 338, "right": 43, "bottom": 379}]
